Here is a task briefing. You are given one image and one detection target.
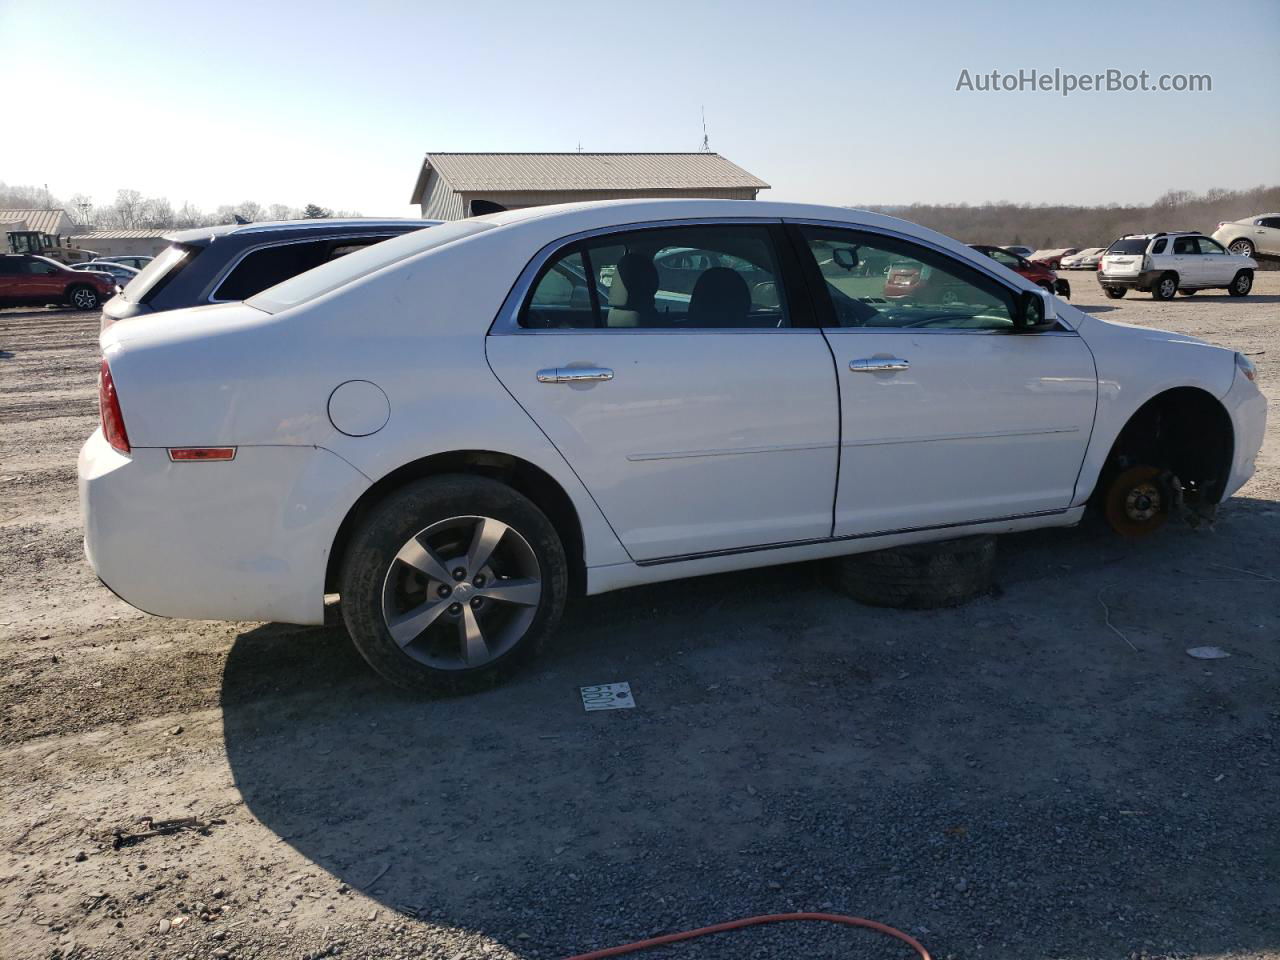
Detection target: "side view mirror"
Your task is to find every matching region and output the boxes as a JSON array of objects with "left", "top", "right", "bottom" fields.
[
  {"left": 832, "top": 247, "right": 859, "bottom": 271},
  {"left": 1014, "top": 289, "right": 1056, "bottom": 330}
]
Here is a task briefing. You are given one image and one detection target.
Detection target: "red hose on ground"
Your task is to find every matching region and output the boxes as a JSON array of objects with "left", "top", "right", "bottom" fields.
[{"left": 561, "top": 911, "right": 932, "bottom": 960}]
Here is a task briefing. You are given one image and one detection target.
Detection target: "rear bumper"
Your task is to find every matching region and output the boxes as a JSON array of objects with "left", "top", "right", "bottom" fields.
[
  {"left": 78, "top": 430, "right": 370, "bottom": 625},
  {"left": 1097, "top": 270, "right": 1162, "bottom": 290}
]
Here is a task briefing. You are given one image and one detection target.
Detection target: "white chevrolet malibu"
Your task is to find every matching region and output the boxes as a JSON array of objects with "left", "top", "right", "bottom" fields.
[{"left": 80, "top": 200, "right": 1267, "bottom": 690}]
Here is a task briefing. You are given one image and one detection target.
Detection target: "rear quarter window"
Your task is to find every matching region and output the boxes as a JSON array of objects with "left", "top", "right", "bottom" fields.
[{"left": 123, "top": 243, "right": 197, "bottom": 303}]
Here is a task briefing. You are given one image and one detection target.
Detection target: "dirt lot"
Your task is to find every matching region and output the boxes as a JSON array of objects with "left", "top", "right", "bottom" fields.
[{"left": 2, "top": 276, "right": 1278, "bottom": 960}]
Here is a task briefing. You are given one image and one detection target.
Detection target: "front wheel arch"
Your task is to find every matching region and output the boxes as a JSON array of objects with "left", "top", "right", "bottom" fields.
[
  {"left": 326, "top": 450, "right": 586, "bottom": 597},
  {"left": 1086, "top": 386, "right": 1235, "bottom": 515}
]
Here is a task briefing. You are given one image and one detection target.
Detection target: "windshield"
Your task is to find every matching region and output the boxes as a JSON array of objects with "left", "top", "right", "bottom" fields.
[
  {"left": 249, "top": 220, "right": 491, "bottom": 313},
  {"left": 1107, "top": 238, "right": 1150, "bottom": 255}
]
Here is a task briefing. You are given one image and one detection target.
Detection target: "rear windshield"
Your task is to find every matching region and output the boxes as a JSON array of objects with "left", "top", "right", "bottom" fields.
[
  {"left": 1106, "top": 238, "right": 1149, "bottom": 255},
  {"left": 121, "top": 243, "right": 197, "bottom": 302},
  {"left": 248, "top": 220, "right": 491, "bottom": 313}
]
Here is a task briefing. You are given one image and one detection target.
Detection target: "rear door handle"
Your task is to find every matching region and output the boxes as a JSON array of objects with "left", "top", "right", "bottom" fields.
[
  {"left": 850, "top": 358, "right": 910, "bottom": 373},
  {"left": 536, "top": 366, "right": 614, "bottom": 384}
]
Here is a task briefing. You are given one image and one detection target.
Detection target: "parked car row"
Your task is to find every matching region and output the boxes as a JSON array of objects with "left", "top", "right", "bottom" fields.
[{"left": 78, "top": 198, "right": 1267, "bottom": 691}]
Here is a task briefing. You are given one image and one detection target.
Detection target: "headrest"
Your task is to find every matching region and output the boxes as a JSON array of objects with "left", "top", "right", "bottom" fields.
[
  {"left": 688, "top": 267, "right": 750, "bottom": 326},
  {"left": 608, "top": 253, "right": 659, "bottom": 308}
]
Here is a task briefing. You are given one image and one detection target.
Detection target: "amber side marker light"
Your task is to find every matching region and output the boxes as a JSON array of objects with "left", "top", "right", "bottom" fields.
[{"left": 168, "top": 448, "right": 237, "bottom": 462}]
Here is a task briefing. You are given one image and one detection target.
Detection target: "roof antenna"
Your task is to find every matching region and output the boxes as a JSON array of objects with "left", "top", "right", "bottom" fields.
[
  {"left": 576, "top": 140, "right": 583, "bottom": 153},
  {"left": 699, "top": 107, "right": 711, "bottom": 152}
]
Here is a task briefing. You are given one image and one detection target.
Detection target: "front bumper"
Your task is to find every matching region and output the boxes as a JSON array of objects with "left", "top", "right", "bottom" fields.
[
  {"left": 1220, "top": 367, "right": 1268, "bottom": 501},
  {"left": 1097, "top": 270, "right": 1162, "bottom": 290},
  {"left": 79, "top": 430, "right": 370, "bottom": 625}
]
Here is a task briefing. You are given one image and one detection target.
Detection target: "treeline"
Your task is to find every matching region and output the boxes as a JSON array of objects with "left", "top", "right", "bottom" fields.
[
  {"left": 0, "top": 182, "right": 360, "bottom": 230},
  {"left": 862, "top": 184, "right": 1280, "bottom": 250}
]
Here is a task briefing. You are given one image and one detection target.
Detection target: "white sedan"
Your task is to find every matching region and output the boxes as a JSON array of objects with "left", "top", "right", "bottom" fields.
[
  {"left": 79, "top": 200, "right": 1267, "bottom": 691},
  {"left": 1060, "top": 247, "right": 1106, "bottom": 269}
]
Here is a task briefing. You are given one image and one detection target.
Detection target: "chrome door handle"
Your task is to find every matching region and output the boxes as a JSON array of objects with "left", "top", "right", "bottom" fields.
[
  {"left": 850, "top": 358, "right": 910, "bottom": 373},
  {"left": 536, "top": 367, "right": 614, "bottom": 384}
]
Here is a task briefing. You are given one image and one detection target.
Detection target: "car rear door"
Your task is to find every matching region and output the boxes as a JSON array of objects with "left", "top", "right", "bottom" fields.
[
  {"left": 486, "top": 220, "right": 840, "bottom": 562},
  {"left": 1255, "top": 217, "right": 1280, "bottom": 256},
  {"left": 790, "top": 223, "right": 1097, "bottom": 536}
]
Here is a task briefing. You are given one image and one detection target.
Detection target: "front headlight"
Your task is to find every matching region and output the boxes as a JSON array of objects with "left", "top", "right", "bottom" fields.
[{"left": 1235, "top": 352, "right": 1257, "bottom": 382}]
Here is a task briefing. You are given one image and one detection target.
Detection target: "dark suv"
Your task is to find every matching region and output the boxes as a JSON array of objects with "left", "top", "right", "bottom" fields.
[
  {"left": 0, "top": 255, "right": 119, "bottom": 310},
  {"left": 100, "top": 218, "right": 439, "bottom": 328}
]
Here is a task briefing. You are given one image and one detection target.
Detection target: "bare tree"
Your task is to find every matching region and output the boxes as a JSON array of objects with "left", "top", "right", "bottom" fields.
[
  {"left": 266, "top": 203, "right": 297, "bottom": 222},
  {"left": 111, "top": 189, "right": 145, "bottom": 229},
  {"left": 141, "top": 197, "right": 175, "bottom": 229}
]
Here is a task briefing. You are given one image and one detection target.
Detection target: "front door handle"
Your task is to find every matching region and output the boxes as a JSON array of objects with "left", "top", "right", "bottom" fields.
[
  {"left": 850, "top": 358, "right": 910, "bottom": 373},
  {"left": 536, "top": 366, "right": 614, "bottom": 384}
]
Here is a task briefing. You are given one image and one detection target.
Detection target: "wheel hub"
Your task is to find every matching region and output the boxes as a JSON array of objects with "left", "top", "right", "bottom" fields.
[
  {"left": 1125, "top": 483, "right": 1161, "bottom": 521},
  {"left": 380, "top": 515, "right": 542, "bottom": 670}
]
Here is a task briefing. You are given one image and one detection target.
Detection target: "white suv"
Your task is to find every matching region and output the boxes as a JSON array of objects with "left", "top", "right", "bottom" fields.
[{"left": 1098, "top": 232, "right": 1255, "bottom": 300}]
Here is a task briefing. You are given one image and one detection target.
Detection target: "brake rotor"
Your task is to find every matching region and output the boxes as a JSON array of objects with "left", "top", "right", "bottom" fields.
[{"left": 1104, "top": 465, "right": 1169, "bottom": 537}]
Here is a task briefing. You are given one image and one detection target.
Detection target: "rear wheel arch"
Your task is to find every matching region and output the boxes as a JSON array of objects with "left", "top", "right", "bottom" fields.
[
  {"left": 326, "top": 450, "right": 586, "bottom": 596},
  {"left": 1087, "top": 386, "right": 1235, "bottom": 509}
]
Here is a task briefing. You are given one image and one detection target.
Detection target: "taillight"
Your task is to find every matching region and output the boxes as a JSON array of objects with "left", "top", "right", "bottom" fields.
[{"left": 98, "top": 358, "right": 130, "bottom": 454}]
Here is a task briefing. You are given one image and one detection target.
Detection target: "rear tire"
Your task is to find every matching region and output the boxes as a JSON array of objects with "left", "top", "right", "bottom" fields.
[
  {"left": 1103, "top": 286, "right": 1127, "bottom": 299},
  {"left": 1152, "top": 274, "right": 1178, "bottom": 300},
  {"left": 833, "top": 536, "right": 997, "bottom": 610},
  {"left": 67, "top": 285, "right": 100, "bottom": 311},
  {"left": 339, "top": 475, "right": 568, "bottom": 693},
  {"left": 1227, "top": 270, "right": 1253, "bottom": 297},
  {"left": 1228, "top": 239, "right": 1255, "bottom": 258}
]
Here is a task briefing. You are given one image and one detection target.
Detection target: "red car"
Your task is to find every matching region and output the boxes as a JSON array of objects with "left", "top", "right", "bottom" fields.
[
  {"left": 969, "top": 245, "right": 1070, "bottom": 298},
  {"left": 0, "top": 254, "right": 118, "bottom": 311}
]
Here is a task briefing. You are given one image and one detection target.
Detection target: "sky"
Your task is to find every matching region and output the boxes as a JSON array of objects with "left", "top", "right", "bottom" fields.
[{"left": 3, "top": 0, "right": 1278, "bottom": 218}]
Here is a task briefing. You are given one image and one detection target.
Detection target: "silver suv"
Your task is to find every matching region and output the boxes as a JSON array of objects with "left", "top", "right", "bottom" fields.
[{"left": 1097, "top": 231, "right": 1255, "bottom": 300}]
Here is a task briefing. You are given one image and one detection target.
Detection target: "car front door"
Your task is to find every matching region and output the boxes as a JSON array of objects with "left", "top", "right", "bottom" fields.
[
  {"left": 486, "top": 221, "right": 839, "bottom": 562},
  {"left": 791, "top": 223, "right": 1097, "bottom": 536},
  {"left": 24, "top": 258, "right": 65, "bottom": 300},
  {"left": 1194, "top": 235, "right": 1235, "bottom": 284}
]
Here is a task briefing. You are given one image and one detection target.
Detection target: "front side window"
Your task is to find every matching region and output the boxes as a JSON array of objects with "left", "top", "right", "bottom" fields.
[
  {"left": 1195, "top": 236, "right": 1227, "bottom": 255},
  {"left": 26, "top": 258, "right": 58, "bottom": 275},
  {"left": 520, "top": 225, "right": 788, "bottom": 330},
  {"left": 989, "top": 248, "right": 1023, "bottom": 269},
  {"left": 799, "top": 227, "right": 1016, "bottom": 331}
]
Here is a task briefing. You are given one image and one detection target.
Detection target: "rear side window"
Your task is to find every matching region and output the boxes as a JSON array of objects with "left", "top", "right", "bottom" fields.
[
  {"left": 521, "top": 224, "right": 789, "bottom": 330},
  {"left": 1172, "top": 236, "right": 1196, "bottom": 255},
  {"left": 0, "top": 258, "right": 20, "bottom": 275}
]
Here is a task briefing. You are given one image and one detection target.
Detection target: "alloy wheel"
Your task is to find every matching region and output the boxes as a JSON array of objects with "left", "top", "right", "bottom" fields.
[
  {"left": 1159, "top": 278, "right": 1176, "bottom": 298},
  {"left": 380, "top": 515, "right": 542, "bottom": 670},
  {"left": 1228, "top": 240, "right": 1253, "bottom": 257},
  {"left": 73, "top": 288, "right": 97, "bottom": 309},
  {"left": 1235, "top": 274, "right": 1251, "bottom": 294}
]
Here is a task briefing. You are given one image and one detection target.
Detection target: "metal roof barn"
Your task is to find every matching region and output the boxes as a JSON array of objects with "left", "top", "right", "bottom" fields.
[{"left": 410, "top": 153, "right": 769, "bottom": 220}]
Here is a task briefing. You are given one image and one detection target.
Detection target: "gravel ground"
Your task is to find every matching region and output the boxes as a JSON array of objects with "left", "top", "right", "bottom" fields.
[{"left": 1, "top": 276, "right": 1278, "bottom": 960}]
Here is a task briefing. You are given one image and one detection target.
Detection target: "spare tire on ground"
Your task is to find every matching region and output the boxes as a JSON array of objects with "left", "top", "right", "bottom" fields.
[{"left": 833, "top": 535, "right": 997, "bottom": 610}]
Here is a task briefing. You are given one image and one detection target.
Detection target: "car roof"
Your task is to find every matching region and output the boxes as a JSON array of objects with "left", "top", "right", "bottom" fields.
[{"left": 164, "top": 217, "right": 440, "bottom": 246}]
